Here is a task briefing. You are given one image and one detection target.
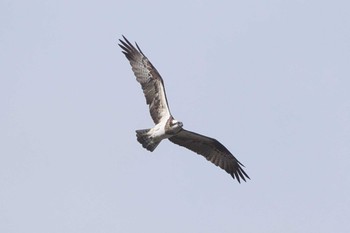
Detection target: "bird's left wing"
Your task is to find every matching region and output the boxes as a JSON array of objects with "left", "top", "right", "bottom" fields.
[{"left": 169, "top": 129, "right": 250, "bottom": 183}]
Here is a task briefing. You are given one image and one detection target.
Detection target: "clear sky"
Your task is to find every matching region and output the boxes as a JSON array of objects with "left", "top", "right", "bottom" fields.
[{"left": 1, "top": 0, "right": 350, "bottom": 232}]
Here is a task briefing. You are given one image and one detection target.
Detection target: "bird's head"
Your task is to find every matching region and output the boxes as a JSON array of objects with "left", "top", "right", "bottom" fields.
[{"left": 167, "top": 118, "right": 183, "bottom": 134}]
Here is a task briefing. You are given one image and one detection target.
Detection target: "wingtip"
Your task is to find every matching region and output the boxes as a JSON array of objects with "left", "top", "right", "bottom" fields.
[
  {"left": 231, "top": 169, "right": 250, "bottom": 183},
  {"left": 118, "top": 34, "right": 125, "bottom": 43},
  {"left": 122, "top": 35, "right": 130, "bottom": 44},
  {"left": 135, "top": 42, "right": 144, "bottom": 54},
  {"left": 119, "top": 35, "right": 144, "bottom": 54}
]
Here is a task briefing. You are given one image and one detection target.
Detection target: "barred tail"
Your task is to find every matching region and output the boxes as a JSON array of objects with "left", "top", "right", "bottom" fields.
[{"left": 135, "top": 129, "right": 160, "bottom": 152}]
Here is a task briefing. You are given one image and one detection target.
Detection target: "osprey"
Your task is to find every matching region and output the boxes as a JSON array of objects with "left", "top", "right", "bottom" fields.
[{"left": 118, "top": 36, "right": 250, "bottom": 183}]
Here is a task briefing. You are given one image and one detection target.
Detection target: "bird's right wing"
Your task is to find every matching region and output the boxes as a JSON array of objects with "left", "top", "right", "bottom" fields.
[{"left": 118, "top": 36, "right": 171, "bottom": 124}]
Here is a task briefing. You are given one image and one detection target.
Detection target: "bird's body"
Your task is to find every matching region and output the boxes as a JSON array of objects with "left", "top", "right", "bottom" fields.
[
  {"left": 118, "top": 36, "right": 250, "bottom": 183},
  {"left": 136, "top": 117, "right": 183, "bottom": 152}
]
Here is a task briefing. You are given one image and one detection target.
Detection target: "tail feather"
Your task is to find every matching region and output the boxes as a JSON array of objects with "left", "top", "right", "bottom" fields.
[{"left": 136, "top": 129, "right": 160, "bottom": 152}]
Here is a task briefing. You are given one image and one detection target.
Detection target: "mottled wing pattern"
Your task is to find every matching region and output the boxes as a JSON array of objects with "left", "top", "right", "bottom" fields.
[
  {"left": 169, "top": 129, "right": 250, "bottom": 183},
  {"left": 118, "top": 36, "right": 171, "bottom": 124}
]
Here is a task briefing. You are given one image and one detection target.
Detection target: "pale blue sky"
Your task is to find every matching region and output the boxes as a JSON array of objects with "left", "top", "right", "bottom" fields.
[{"left": 1, "top": 1, "right": 350, "bottom": 232}]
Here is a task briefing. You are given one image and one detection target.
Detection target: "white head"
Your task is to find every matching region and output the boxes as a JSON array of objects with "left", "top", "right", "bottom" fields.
[
  {"left": 170, "top": 119, "right": 183, "bottom": 128},
  {"left": 167, "top": 118, "right": 183, "bottom": 134}
]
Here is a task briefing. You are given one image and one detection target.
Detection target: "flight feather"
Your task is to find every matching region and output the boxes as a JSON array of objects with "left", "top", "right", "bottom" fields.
[
  {"left": 118, "top": 36, "right": 171, "bottom": 124},
  {"left": 169, "top": 129, "right": 250, "bottom": 183}
]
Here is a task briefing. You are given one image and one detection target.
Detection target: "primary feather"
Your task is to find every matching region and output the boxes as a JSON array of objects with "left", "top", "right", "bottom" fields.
[{"left": 118, "top": 36, "right": 171, "bottom": 124}]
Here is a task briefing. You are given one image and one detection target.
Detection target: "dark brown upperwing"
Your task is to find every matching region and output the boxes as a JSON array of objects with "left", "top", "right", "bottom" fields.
[{"left": 169, "top": 129, "right": 250, "bottom": 183}]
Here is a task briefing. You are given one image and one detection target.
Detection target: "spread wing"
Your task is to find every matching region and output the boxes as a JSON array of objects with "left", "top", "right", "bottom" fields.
[
  {"left": 118, "top": 36, "right": 171, "bottom": 124},
  {"left": 169, "top": 129, "right": 250, "bottom": 183}
]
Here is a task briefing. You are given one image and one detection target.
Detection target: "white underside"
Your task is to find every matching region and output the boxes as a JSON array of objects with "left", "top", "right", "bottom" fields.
[{"left": 148, "top": 120, "right": 171, "bottom": 141}]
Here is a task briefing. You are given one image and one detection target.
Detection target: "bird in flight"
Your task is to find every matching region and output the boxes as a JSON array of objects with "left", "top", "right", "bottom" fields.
[{"left": 118, "top": 36, "right": 250, "bottom": 183}]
